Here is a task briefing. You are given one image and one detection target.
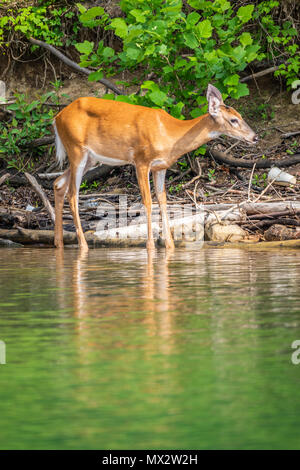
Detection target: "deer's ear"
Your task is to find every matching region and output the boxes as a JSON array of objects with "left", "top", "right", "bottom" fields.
[{"left": 207, "top": 84, "right": 223, "bottom": 117}]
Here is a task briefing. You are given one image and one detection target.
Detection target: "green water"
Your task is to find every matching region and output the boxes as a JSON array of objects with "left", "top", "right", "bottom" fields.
[{"left": 0, "top": 246, "right": 300, "bottom": 449}]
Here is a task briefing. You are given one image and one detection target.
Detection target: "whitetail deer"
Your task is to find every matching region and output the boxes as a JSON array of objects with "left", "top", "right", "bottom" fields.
[{"left": 53, "top": 84, "right": 258, "bottom": 250}]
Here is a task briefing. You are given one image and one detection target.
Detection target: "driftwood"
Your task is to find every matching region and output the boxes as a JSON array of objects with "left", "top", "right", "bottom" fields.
[
  {"left": 281, "top": 131, "right": 300, "bottom": 139},
  {"left": 240, "top": 201, "right": 300, "bottom": 215},
  {"left": 248, "top": 209, "right": 300, "bottom": 220},
  {"left": 29, "top": 37, "right": 123, "bottom": 96},
  {"left": 1, "top": 227, "right": 300, "bottom": 249},
  {"left": 0, "top": 227, "right": 146, "bottom": 247},
  {"left": 5, "top": 163, "right": 113, "bottom": 189},
  {"left": 0, "top": 173, "right": 10, "bottom": 186},
  {"left": 264, "top": 224, "right": 300, "bottom": 241},
  {"left": 38, "top": 172, "right": 63, "bottom": 180},
  {"left": 23, "top": 136, "right": 54, "bottom": 148},
  {"left": 0, "top": 201, "right": 299, "bottom": 246},
  {"left": 24, "top": 172, "right": 55, "bottom": 223},
  {"left": 209, "top": 149, "right": 300, "bottom": 169},
  {"left": 201, "top": 201, "right": 300, "bottom": 214},
  {"left": 240, "top": 65, "right": 279, "bottom": 83},
  {"left": 244, "top": 218, "right": 300, "bottom": 230}
]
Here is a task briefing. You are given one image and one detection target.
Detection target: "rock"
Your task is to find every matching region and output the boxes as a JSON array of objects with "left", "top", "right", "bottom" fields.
[
  {"left": 0, "top": 237, "right": 23, "bottom": 247},
  {"left": 268, "top": 167, "right": 296, "bottom": 186},
  {"left": 264, "top": 224, "right": 300, "bottom": 241},
  {"left": 205, "top": 221, "right": 247, "bottom": 242}
]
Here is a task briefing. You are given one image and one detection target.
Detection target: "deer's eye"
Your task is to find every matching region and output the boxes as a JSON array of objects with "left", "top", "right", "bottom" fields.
[{"left": 230, "top": 118, "right": 238, "bottom": 124}]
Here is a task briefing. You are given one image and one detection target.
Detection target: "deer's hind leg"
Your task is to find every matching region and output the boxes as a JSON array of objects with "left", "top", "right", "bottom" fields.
[{"left": 54, "top": 168, "right": 71, "bottom": 248}]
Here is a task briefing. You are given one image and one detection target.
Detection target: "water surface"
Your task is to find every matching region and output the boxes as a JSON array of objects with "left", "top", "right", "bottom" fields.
[{"left": 0, "top": 246, "right": 300, "bottom": 449}]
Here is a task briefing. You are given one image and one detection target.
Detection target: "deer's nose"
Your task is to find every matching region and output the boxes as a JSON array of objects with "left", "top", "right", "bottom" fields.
[{"left": 253, "top": 135, "right": 259, "bottom": 143}]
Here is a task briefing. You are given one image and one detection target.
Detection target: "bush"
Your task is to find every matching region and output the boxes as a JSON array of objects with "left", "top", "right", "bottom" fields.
[{"left": 74, "top": 0, "right": 299, "bottom": 119}]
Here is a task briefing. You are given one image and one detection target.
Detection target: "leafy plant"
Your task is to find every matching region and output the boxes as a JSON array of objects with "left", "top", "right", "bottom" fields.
[
  {"left": 74, "top": 0, "right": 265, "bottom": 120},
  {"left": 0, "top": 1, "right": 79, "bottom": 49},
  {"left": 207, "top": 168, "right": 216, "bottom": 182},
  {"left": 254, "top": 1, "right": 299, "bottom": 87},
  {"left": 0, "top": 86, "right": 63, "bottom": 170}
]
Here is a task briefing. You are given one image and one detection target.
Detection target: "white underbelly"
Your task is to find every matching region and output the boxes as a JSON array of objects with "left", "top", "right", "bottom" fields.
[{"left": 86, "top": 147, "right": 130, "bottom": 166}]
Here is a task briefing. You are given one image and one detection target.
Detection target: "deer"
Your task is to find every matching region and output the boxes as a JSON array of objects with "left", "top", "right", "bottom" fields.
[{"left": 53, "top": 84, "right": 258, "bottom": 251}]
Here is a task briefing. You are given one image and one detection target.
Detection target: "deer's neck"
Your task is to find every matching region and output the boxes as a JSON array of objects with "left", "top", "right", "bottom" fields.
[{"left": 169, "top": 113, "right": 219, "bottom": 161}]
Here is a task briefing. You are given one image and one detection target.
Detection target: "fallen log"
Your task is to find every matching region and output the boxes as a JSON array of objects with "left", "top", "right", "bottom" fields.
[
  {"left": 5, "top": 162, "right": 113, "bottom": 189},
  {"left": 240, "top": 65, "right": 280, "bottom": 83},
  {"left": 0, "top": 227, "right": 146, "bottom": 247},
  {"left": 22, "top": 136, "right": 54, "bottom": 148},
  {"left": 241, "top": 201, "right": 300, "bottom": 215},
  {"left": 1, "top": 227, "right": 300, "bottom": 249},
  {"left": 209, "top": 149, "right": 300, "bottom": 169},
  {"left": 244, "top": 218, "right": 300, "bottom": 230},
  {"left": 28, "top": 37, "right": 123, "bottom": 96},
  {"left": 248, "top": 209, "right": 300, "bottom": 220},
  {"left": 264, "top": 224, "right": 300, "bottom": 241}
]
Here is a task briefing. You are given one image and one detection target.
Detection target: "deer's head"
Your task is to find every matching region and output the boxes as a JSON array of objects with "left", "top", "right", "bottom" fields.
[{"left": 207, "top": 84, "right": 258, "bottom": 144}]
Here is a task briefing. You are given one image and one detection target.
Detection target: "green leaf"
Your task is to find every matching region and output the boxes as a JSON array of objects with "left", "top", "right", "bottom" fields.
[
  {"left": 88, "top": 70, "right": 104, "bottom": 81},
  {"left": 224, "top": 74, "right": 239, "bottom": 86},
  {"left": 125, "top": 47, "right": 141, "bottom": 60},
  {"left": 237, "top": 5, "right": 254, "bottom": 23},
  {"left": 183, "top": 32, "right": 199, "bottom": 49},
  {"left": 144, "top": 44, "right": 155, "bottom": 56},
  {"left": 148, "top": 90, "right": 168, "bottom": 106},
  {"left": 110, "top": 18, "right": 128, "bottom": 38},
  {"left": 195, "top": 145, "right": 206, "bottom": 155},
  {"left": 245, "top": 44, "right": 260, "bottom": 62},
  {"left": 187, "top": 12, "right": 200, "bottom": 26},
  {"left": 79, "top": 6, "right": 105, "bottom": 22},
  {"left": 75, "top": 40, "right": 94, "bottom": 55},
  {"left": 130, "top": 9, "right": 147, "bottom": 23},
  {"left": 231, "top": 82, "right": 249, "bottom": 99},
  {"left": 196, "top": 20, "right": 213, "bottom": 39},
  {"left": 76, "top": 3, "right": 87, "bottom": 14},
  {"left": 190, "top": 108, "right": 203, "bottom": 118},
  {"left": 141, "top": 81, "right": 157, "bottom": 91},
  {"left": 158, "top": 44, "right": 168, "bottom": 55},
  {"left": 239, "top": 32, "right": 253, "bottom": 46},
  {"left": 103, "top": 47, "right": 115, "bottom": 58},
  {"left": 170, "top": 101, "right": 184, "bottom": 118},
  {"left": 217, "top": 0, "right": 231, "bottom": 12},
  {"left": 187, "top": 0, "right": 203, "bottom": 8}
]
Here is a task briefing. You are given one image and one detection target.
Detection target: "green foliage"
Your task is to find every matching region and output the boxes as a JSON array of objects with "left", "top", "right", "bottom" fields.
[
  {"left": 0, "top": 84, "right": 63, "bottom": 171},
  {"left": 0, "top": 1, "right": 79, "bottom": 48},
  {"left": 254, "top": 1, "right": 299, "bottom": 86},
  {"left": 74, "top": 0, "right": 298, "bottom": 121},
  {"left": 74, "top": 0, "right": 269, "bottom": 119}
]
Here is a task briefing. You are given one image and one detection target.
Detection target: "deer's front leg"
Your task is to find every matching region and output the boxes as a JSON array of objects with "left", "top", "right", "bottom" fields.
[{"left": 135, "top": 164, "right": 155, "bottom": 251}]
